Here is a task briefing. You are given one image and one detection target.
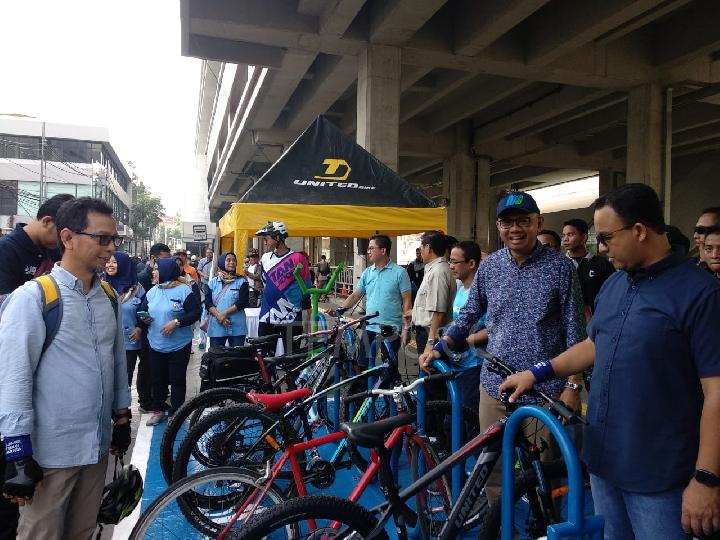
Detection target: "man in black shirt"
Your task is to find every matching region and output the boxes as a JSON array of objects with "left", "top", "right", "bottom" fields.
[
  {"left": 0, "top": 193, "right": 73, "bottom": 540},
  {"left": 562, "top": 218, "right": 615, "bottom": 321}
]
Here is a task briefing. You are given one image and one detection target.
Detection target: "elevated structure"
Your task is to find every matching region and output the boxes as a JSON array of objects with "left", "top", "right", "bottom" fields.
[{"left": 184, "top": 0, "right": 720, "bottom": 249}]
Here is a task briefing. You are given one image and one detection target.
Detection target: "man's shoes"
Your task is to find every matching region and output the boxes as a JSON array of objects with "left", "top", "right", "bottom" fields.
[{"left": 146, "top": 412, "right": 165, "bottom": 426}]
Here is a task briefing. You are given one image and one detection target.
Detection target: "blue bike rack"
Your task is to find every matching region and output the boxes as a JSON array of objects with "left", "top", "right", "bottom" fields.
[
  {"left": 500, "top": 406, "right": 604, "bottom": 540},
  {"left": 416, "top": 359, "right": 463, "bottom": 503}
]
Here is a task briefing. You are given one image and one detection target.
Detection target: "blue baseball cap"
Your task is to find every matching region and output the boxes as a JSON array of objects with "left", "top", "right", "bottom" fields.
[{"left": 496, "top": 191, "right": 540, "bottom": 218}]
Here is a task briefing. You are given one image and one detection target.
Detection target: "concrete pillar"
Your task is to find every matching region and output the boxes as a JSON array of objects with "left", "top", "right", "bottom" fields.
[
  {"left": 354, "top": 44, "right": 401, "bottom": 283},
  {"left": 598, "top": 169, "right": 616, "bottom": 195},
  {"left": 444, "top": 122, "right": 476, "bottom": 240},
  {"left": 626, "top": 84, "right": 663, "bottom": 195},
  {"left": 474, "top": 157, "right": 497, "bottom": 253}
]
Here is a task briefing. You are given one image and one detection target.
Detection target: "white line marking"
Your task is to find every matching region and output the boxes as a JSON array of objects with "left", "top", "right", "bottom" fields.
[{"left": 112, "top": 414, "right": 153, "bottom": 540}]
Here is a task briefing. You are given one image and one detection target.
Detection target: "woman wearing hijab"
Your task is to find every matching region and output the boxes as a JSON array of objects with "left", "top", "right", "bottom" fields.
[
  {"left": 103, "top": 251, "right": 152, "bottom": 412},
  {"left": 141, "top": 257, "right": 201, "bottom": 426},
  {"left": 203, "top": 252, "right": 249, "bottom": 348}
]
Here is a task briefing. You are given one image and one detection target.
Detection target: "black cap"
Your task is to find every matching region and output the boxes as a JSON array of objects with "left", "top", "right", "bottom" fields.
[{"left": 496, "top": 191, "right": 540, "bottom": 218}]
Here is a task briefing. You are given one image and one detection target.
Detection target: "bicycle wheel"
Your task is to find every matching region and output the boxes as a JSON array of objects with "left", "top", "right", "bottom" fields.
[
  {"left": 408, "top": 434, "right": 452, "bottom": 540},
  {"left": 230, "top": 494, "right": 389, "bottom": 540},
  {"left": 476, "top": 459, "right": 568, "bottom": 540},
  {"left": 160, "top": 387, "right": 256, "bottom": 485},
  {"left": 130, "top": 466, "right": 292, "bottom": 539},
  {"left": 422, "top": 400, "right": 480, "bottom": 460}
]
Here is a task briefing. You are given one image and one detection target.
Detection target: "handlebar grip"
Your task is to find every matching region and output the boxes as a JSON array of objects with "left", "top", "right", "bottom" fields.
[
  {"left": 356, "top": 311, "right": 379, "bottom": 323},
  {"left": 344, "top": 391, "right": 371, "bottom": 404},
  {"left": 423, "top": 372, "right": 455, "bottom": 384},
  {"left": 548, "top": 397, "right": 577, "bottom": 422}
]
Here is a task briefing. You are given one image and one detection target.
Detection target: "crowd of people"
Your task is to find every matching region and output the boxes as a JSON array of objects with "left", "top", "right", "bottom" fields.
[{"left": 0, "top": 184, "right": 718, "bottom": 539}]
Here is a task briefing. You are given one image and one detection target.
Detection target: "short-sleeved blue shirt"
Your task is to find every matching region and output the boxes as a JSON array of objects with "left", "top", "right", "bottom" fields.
[
  {"left": 357, "top": 261, "right": 411, "bottom": 333},
  {"left": 584, "top": 254, "right": 720, "bottom": 492}
]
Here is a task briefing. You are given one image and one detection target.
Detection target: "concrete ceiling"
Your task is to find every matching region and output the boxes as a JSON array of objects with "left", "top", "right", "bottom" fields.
[{"left": 180, "top": 0, "right": 720, "bottom": 210}]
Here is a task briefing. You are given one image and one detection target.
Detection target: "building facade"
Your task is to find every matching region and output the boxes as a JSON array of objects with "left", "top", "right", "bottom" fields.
[{"left": 0, "top": 115, "right": 132, "bottom": 233}]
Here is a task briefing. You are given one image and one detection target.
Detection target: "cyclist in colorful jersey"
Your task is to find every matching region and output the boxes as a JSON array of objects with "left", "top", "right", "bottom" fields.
[{"left": 256, "top": 221, "right": 311, "bottom": 353}]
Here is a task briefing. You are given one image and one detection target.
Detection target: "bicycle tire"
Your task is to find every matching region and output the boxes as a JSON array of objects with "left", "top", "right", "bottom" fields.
[
  {"left": 409, "top": 434, "right": 452, "bottom": 540},
  {"left": 421, "top": 400, "right": 480, "bottom": 460},
  {"left": 130, "top": 466, "right": 292, "bottom": 539},
  {"left": 173, "top": 403, "right": 302, "bottom": 482},
  {"left": 160, "top": 386, "right": 255, "bottom": 485},
  {"left": 476, "top": 459, "right": 568, "bottom": 540},
  {"left": 230, "top": 494, "right": 390, "bottom": 540}
]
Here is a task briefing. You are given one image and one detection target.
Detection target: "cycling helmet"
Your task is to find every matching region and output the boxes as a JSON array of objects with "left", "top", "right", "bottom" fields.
[
  {"left": 256, "top": 221, "right": 289, "bottom": 239},
  {"left": 97, "top": 458, "right": 143, "bottom": 525}
]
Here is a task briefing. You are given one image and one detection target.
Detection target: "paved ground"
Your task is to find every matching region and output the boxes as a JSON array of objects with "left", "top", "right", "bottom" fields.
[{"left": 103, "top": 301, "right": 420, "bottom": 538}]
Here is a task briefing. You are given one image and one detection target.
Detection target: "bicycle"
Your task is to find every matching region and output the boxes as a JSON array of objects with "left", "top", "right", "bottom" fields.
[
  {"left": 234, "top": 355, "right": 584, "bottom": 540},
  {"left": 129, "top": 373, "right": 456, "bottom": 539}
]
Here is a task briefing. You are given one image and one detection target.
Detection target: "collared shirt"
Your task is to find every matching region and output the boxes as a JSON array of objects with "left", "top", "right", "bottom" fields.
[
  {"left": 412, "top": 257, "right": 456, "bottom": 328},
  {"left": 446, "top": 243, "right": 586, "bottom": 399},
  {"left": 0, "top": 264, "right": 130, "bottom": 468},
  {"left": 198, "top": 256, "right": 213, "bottom": 284},
  {"left": 450, "top": 281, "right": 484, "bottom": 370},
  {"left": 357, "top": 261, "right": 411, "bottom": 333},
  {"left": 584, "top": 254, "right": 720, "bottom": 492}
]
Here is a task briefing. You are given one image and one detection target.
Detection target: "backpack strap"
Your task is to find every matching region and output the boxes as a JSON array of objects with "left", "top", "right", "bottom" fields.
[
  {"left": 35, "top": 275, "right": 62, "bottom": 355},
  {"left": 99, "top": 280, "right": 119, "bottom": 320}
]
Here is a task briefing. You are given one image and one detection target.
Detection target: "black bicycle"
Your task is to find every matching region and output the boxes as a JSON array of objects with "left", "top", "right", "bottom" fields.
[{"left": 233, "top": 355, "right": 584, "bottom": 540}]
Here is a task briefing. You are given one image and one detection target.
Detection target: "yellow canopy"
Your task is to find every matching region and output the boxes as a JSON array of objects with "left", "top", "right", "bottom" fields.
[{"left": 218, "top": 202, "right": 447, "bottom": 254}]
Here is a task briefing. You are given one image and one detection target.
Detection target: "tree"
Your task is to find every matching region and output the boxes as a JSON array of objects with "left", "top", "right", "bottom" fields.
[{"left": 130, "top": 176, "right": 164, "bottom": 256}]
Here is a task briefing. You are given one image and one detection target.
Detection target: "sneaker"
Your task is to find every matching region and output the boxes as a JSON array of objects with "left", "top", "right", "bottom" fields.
[{"left": 145, "top": 412, "right": 165, "bottom": 426}]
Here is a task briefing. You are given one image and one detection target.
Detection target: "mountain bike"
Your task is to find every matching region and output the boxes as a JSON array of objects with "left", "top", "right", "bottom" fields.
[{"left": 234, "top": 355, "right": 584, "bottom": 540}]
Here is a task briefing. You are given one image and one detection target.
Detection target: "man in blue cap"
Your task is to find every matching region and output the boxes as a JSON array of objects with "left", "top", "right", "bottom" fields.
[{"left": 421, "top": 190, "right": 586, "bottom": 502}]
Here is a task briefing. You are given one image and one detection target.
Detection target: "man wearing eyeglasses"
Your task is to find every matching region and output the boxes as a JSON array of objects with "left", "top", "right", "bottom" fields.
[
  {"left": 694, "top": 207, "right": 720, "bottom": 270},
  {"left": 422, "top": 190, "right": 585, "bottom": 502},
  {"left": 500, "top": 184, "right": 720, "bottom": 539},
  {"left": 0, "top": 197, "right": 131, "bottom": 539}
]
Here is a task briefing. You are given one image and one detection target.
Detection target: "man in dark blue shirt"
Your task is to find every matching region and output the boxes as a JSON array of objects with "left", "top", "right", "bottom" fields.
[{"left": 501, "top": 183, "right": 720, "bottom": 539}]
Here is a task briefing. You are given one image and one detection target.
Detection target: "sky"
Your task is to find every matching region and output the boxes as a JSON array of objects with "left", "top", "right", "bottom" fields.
[{"left": 0, "top": 0, "right": 201, "bottom": 216}]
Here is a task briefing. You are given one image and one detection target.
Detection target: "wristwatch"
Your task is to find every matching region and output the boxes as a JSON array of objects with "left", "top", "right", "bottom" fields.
[
  {"left": 564, "top": 382, "right": 583, "bottom": 392},
  {"left": 694, "top": 469, "right": 720, "bottom": 487}
]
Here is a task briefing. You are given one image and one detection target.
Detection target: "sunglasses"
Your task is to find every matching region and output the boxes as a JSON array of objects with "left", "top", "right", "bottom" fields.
[
  {"left": 73, "top": 230, "right": 124, "bottom": 247},
  {"left": 695, "top": 226, "right": 720, "bottom": 236},
  {"left": 596, "top": 225, "right": 632, "bottom": 246}
]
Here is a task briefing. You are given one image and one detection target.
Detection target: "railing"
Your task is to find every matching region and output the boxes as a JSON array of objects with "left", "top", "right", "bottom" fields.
[{"left": 331, "top": 265, "right": 354, "bottom": 296}]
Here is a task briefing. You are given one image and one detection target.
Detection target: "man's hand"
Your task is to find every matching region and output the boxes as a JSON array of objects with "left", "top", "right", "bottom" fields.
[
  {"left": 110, "top": 421, "right": 131, "bottom": 456},
  {"left": 3, "top": 457, "right": 44, "bottom": 506},
  {"left": 558, "top": 387, "right": 581, "bottom": 424},
  {"left": 418, "top": 349, "right": 440, "bottom": 374},
  {"left": 498, "top": 371, "right": 537, "bottom": 402},
  {"left": 682, "top": 479, "right": 720, "bottom": 537},
  {"left": 403, "top": 309, "right": 412, "bottom": 326}
]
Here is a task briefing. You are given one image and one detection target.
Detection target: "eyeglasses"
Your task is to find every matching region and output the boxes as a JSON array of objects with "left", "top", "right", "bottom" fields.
[
  {"left": 596, "top": 225, "right": 633, "bottom": 246},
  {"left": 448, "top": 259, "right": 467, "bottom": 265},
  {"left": 73, "top": 231, "right": 124, "bottom": 247},
  {"left": 497, "top": 216, "right": 533, "bottom": 229},
  {"left": 695, "top": 226, "right": 720, "bottom": 236}
]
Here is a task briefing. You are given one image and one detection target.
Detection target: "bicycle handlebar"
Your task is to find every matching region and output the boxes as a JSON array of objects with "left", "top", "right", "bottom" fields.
[
  {"left": 343, "top": 372, "right": 454, "bottom": 404},
  {"left": 292, "top": 311, "right": 379, "bottom": 342},
  {"left": 481, "top": 353, "right": 586, "bottom": 425}
]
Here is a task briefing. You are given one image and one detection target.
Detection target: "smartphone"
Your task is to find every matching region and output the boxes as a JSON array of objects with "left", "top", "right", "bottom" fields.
[{"left": 137, "top": 311, "right": 153, "bottom": 322}]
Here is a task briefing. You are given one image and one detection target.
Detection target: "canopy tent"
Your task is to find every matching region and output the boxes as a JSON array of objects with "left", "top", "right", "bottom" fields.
[{"left": 218, "top": 116, "right": 447, "bottom": 254}]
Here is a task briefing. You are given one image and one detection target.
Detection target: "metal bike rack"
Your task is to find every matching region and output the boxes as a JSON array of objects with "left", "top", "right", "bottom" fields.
[
  {"left": 416, "top": 359, "right": 463, "bottom": 503},
  {"left": 500, "top": 406, "right": 604, "bottom": 540}
]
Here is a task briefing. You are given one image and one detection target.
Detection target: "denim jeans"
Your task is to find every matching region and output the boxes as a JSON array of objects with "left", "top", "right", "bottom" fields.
[
  {"left": 590, "top": 474, "right": 691, "bottom": 540},
  {"left": 209, "top": 335, "right": 246, "bottom": 348}
]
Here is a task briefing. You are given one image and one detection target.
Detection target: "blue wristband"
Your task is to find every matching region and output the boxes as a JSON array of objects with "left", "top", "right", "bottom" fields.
[
  {"left": 432, "top": 340, "right": 448, "bottom": 359},
  {"left": 529, "top": 361, "right": 556, "bottom": 383},
  {"left": 4, "top": 435, "right": 33, "bottom": 461}
]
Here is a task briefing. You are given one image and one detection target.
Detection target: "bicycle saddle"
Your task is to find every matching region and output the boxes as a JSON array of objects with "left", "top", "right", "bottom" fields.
[
  {"left": 246, "top": 334, "right": 283, "bottom": 346},
  {"left": 340, "top": 414, "right": 414, "bottom": 449},
  {"left": 246, "top": 388, "right": 311, "bottom": 412}
]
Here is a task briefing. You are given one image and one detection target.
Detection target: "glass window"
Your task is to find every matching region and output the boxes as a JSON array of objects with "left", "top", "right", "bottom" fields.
[
  {"left": 76, "top": 184, "right": 92, "bottom": 197},
  {"left": 46, "top": 182, "right": 76, "bottom": 200},
  {"left": 0, "top": 181, "right": 18, "bottom": 215},
  {"left": 17, "top": 181, "right": 40, "bottom": 217}
]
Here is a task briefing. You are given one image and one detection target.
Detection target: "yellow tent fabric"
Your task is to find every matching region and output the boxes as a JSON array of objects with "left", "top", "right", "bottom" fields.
[{"left": 218, "top": 202, "right": 447, "bottom": 255}]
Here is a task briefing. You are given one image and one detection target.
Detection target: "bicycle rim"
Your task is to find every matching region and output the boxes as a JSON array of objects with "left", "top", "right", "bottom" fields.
[
  {"left": 130, "top": 467, "right": 293, "bottom": 539},
  {"left": 409, "top": 435, "right": 452, "bottom": 540}
]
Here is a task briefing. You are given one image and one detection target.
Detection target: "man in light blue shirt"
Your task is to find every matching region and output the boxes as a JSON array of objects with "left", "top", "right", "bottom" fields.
[
  {"left": 0, "top": 197, "right": 131, "bottom": 540},
  {"left": 338, "top": 235, "right": 411, "bottom": 379}
]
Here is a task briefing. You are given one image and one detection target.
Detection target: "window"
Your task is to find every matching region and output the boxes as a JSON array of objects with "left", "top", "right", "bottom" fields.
[
  {"left": 46, "top": 182, "right": 76, "bottom": 200},
  {"left": 17, "top": 181, "right": 39, "bottom": 217},
  {"left": 0, "top": 181, "right": 18, "bottom": 215},
  {"left": 76, "top": 184, "right": 92, "bottom": 197},
  {"left": 0, "top": 135, "right": 40, "bottom": 160}
]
